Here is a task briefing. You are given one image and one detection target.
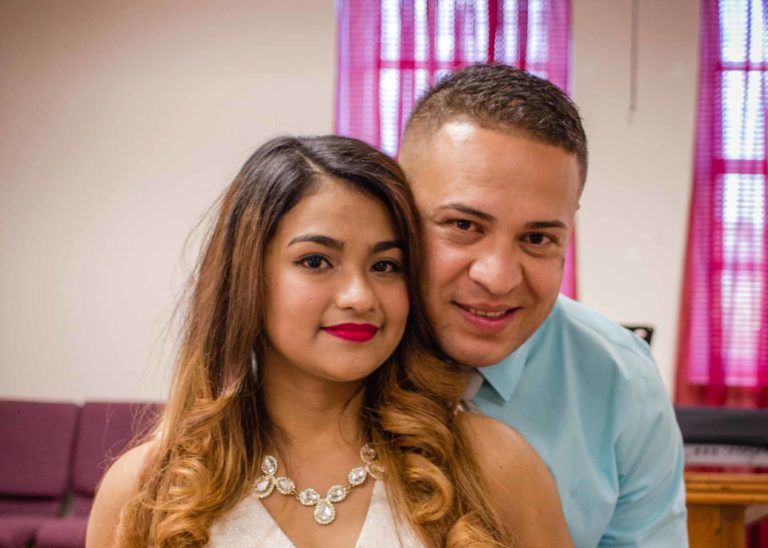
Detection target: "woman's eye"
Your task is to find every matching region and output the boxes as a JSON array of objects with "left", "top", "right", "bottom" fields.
[
  {"left": 453, "top": 219, "right": 474, "bottom": 231},
  {"left": 371, "top": 260, "right": 401, "bottom": 273},
  {"left": 298, "top": 255, "right": 331, "bottom": 269}
]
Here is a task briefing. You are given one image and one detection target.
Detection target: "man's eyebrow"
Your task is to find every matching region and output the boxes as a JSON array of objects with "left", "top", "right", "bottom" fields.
[
  {"left": 524, "top": 220, "right": 568, "bottom": 230},
  {"left": 434, "top": 203, "right": 496, "bottom": 223},
  {"left": 288, "top": 234, "right": 343, "bottom": 250},
  {"left": 372, "top": 240, "right": 402, "bottom": 254}
]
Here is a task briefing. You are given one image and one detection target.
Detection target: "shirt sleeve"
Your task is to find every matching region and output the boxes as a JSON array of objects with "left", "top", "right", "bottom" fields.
[{"left": 598, "top": 350, "right": 688, "bottom": 547}]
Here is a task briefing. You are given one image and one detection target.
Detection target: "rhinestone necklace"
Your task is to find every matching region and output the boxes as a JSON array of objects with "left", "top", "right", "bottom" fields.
[{"left": 253, "top": 444, "right": 383, "bottom": 526}]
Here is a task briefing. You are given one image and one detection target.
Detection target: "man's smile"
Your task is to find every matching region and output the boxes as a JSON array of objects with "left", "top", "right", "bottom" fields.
[{"left": 454, "top": 302, "right": 519, "bottom": 333}]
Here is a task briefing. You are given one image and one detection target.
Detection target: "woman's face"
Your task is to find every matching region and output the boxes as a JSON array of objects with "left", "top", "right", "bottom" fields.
[{"left": 262, "top": 178, "right": 409, "bottom": 384}]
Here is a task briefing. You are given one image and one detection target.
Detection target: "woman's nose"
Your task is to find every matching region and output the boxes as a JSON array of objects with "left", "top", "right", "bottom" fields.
[{"left": 335, "top": 271, "right": 377, "bottom": 312}]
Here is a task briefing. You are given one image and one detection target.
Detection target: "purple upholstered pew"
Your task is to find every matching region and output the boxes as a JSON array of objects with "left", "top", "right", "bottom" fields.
[
  {"left": 35, "top": 401, "right": 161, "bottom": 548},
  {"left": 0, "top": 400, "right": 80, "bottom": 548}
]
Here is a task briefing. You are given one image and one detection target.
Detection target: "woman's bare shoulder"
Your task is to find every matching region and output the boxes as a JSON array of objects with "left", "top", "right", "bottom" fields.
[
  {"left": 86, "top": 440, "right": 157, "bottom": 547},
  {"left": 462, "top": 413, "right": 551, "bottom": 479},
  {"left": 459, "top": 412, "right": 573, "bottom": 547},
  {"left": 460, "top": 412, "right": 536, "bottom": 468}
]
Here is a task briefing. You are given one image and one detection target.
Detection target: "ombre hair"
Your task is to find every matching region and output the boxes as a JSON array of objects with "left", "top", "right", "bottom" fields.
[{"left": 118, "top": 135, "right": 512, "bottom": 546}]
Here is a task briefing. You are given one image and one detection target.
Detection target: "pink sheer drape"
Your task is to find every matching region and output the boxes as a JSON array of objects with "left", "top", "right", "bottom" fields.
[
  {"left": 676, "top": 0, "right": 768, "bottom": 408},
  {"left": 676, "top": 6, "right": 768, "bottom": 539},
  {"left": 335, "top": 0, "right": 576, "bottom": 298}
]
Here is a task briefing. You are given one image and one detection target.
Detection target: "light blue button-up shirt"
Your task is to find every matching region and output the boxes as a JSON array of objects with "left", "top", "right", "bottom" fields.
[{"left": 473, "top": 296, "right": 688, "bottom": 547}]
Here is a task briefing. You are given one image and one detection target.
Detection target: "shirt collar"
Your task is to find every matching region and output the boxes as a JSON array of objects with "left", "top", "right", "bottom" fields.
[
  {"left": 477, "top": 301, "right": 558, "bottom": 401},
  {"left": 477, "top": 333, "right": 534, "bottom": 401}
]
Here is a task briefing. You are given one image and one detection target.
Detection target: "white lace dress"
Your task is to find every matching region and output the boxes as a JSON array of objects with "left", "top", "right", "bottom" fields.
[{"left": 207, "top": 481, "right": 424, "bottom": 547}]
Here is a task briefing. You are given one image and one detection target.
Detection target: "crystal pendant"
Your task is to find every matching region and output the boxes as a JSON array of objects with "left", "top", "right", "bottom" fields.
[
  {"left": 314, "top": 499, "right": 336, "bottom": 525},
  {"left": 276, "top": 476, "right": 295, "bottom": 495},
  {"left": 254, "top": 475, "right": 274, "bottom": 498},
  {"left": 366, "top": 461, "right": 384, "bottom": 480},
  {"left": 348, "top": 466, "right": 367, "bottom": 486},
  {"left": 360, "top": 445, "right": 376, "bottom": 463},
  {"left": 298, "top": 488, "right": 321, "bottom": 506},
  {"left": 252, "top": 446, "right": 381, "bottom": 527},
  {"left": 326, "top": 484, "right": 347, "bottom": 503},
  {"left": 261, "top": 455, "right": 278, "bottom": 475}
]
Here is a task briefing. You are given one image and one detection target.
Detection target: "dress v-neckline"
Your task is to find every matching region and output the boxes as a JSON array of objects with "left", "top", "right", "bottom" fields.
[{"left": 255, "top": 480, "right": 382, "bottom": 548}]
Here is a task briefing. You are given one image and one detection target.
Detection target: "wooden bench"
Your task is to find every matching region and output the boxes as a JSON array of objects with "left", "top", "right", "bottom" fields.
[{"left": 685, "top": 472, "right": 768, "bottom": 547}]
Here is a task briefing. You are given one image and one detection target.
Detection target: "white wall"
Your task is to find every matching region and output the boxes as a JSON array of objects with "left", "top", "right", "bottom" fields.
[
  {"left": 0, "top": 0, "right": 336, "bottom": 401},
  {"left": 0, "top": 0, "right": 698, "bottom": 401},
  {"left": 572, "top": 0, "right": 699, "bottom": 390}
]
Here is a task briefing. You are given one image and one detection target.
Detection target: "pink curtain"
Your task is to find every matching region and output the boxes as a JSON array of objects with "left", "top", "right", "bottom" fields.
[
  {"left": 675, "top": 3, "right": 768, "bottom": 541},
  {"left": 676, "top": 0, "right": 768, "bottom": 408},
  {"left": 335, "top": 0, "right": 577, "bottom": 298}
]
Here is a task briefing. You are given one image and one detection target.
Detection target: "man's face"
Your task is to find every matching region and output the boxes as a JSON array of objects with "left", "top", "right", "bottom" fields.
[{"left": 401, "top": 121, "right": 581, "bottom": 366}]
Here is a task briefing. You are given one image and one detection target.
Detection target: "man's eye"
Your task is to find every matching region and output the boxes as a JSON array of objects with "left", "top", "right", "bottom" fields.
[
  {"left": 298, "top": 255, "right": 331, "bottom": 269},
  {"left": 523, "top": 233, "right": 555, "bottom": 246},
  {"left": 371, "top": 260, "right": 401, "bottom": 273}
]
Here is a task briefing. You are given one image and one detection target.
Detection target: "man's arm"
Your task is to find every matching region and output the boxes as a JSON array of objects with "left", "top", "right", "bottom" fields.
[{"left": 599, "top": 355, "right": 688, "bottom": 547}]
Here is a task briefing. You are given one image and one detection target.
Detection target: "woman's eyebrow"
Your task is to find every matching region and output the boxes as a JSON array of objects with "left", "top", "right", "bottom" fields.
[
  {"left": 287, "top": 235, "right": 401, "bottom": 254},
  {"left": 372, "top": 240, "right": 402, "bottom": 253},
  {"left": 288, "top": 234, "right": 343, "bottom": 250}
]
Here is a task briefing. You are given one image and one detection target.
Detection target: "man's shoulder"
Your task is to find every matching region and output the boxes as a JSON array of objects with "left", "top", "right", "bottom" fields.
[
  {"left": 546, "top": 295, "right": 655, "bottom": 365},
  {"left": 529, "top": 295, "right": 665, "bottom": 400},
  {"left": 500, "top": 299, "right": 685, "bottom": 548}
]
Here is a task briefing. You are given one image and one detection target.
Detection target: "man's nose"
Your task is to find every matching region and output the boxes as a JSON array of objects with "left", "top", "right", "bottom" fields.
[
  {"left": 467, "top": 245, "right": 523, "bottom": 296},
  {"left": 335, "top": 271, "right": 377, "bottom": 312}
]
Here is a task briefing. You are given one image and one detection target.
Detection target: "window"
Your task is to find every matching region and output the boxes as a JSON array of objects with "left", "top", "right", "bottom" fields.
[{"left": 677, "top": 0, "right": 767, "bottom": 401}]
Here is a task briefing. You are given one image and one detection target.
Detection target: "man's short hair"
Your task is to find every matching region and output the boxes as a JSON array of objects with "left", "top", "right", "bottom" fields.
[{"left": 402, "top": 63, "right": 588, "bottom": 185}]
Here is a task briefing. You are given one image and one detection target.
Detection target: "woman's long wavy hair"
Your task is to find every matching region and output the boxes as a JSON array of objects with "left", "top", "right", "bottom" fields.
[{"left": 119, "top": 135, "right": 514, "bottom": 547}]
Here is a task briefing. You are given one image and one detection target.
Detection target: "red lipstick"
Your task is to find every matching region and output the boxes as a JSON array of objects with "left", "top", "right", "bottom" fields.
[{"left": 322, "top": 323, "right": 379, "bottom": 342}]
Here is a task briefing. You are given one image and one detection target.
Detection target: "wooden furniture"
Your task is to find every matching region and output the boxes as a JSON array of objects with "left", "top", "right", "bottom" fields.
[{"left": 685, "top": 472, "right": 768, "bottom": 547}]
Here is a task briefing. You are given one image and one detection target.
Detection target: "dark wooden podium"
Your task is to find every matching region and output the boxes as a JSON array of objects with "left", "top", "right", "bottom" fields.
[{"left": 685, "top": 472, "right": 768, "bottom": 547}]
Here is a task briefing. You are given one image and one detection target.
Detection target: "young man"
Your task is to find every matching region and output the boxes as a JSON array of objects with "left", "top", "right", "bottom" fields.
[{"left": 399, "top": 64, "right": 687, "bottom": 547}]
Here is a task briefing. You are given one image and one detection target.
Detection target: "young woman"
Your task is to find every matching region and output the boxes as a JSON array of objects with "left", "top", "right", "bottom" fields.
[{"left": 87, "top": 136, "right": 571, "bottom": 547}]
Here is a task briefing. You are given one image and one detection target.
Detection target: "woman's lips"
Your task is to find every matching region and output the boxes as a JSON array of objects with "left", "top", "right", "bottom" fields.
[{"left": 322, "top": 323, "right": 379, "bottom": 342}]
